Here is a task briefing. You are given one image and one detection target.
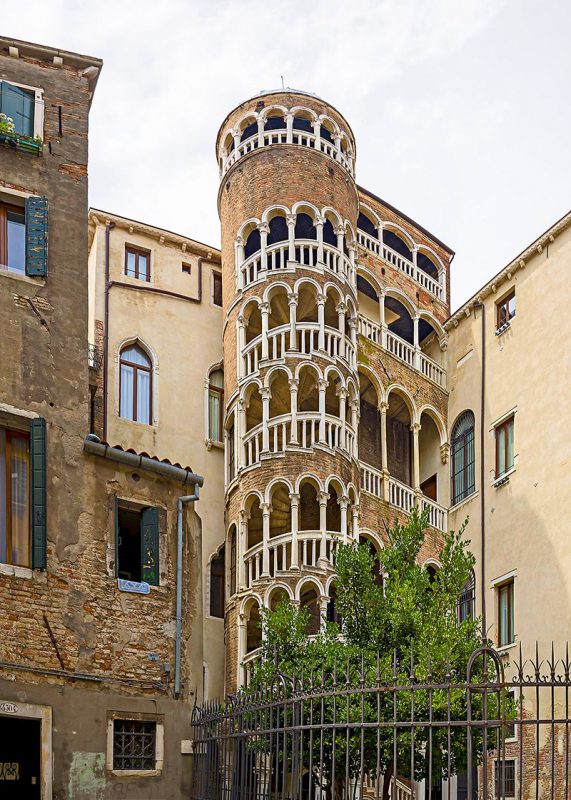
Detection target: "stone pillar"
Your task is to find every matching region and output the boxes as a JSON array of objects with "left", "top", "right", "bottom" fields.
[
  {"left": 338, "top": 388, "right": 347, "bottom": 451},
  {"left": 351, "top": 504, "right": 360, "bottom": 541},
  {"left": 259, "top": 222, "right": 269, "bottom": 272},
  {"left": 413, "top": 316, "right": 421, "bottom": 371},
  {"left": 337, "top": 301, "right": 346, "bottom": 359},
  {"left": 316, "top": 215, "right": 324, "bottom": 264},
  {"left": 379, "top": 292, "right": 388, "bottom": 349},
  {"left": 238, "top": 509, "right": 248, "bottom": 590},
  {"left": 238, "top": 613, "right": 246, "bottom": 686},
  {"left": 289, "top": 492, "right": 300, "bottom": 569},
  {"left": 411, "top": 421, "right": 421, "bottom": 493},
  {"left": 285, "top": 113, "right": 293, "bottom": 144},
  {"left": 379, "top": 401, "right": 389, "bottom": 501},
  {"left": 318, "top": 490, "right": 329, "bottom": 564},
  {"left": 260, "top": 302, "right": 270, "bottom": 361},
  {"left": 237, "top": 314, "right": 245, "bottom": 379},
  {"left": 349, "top": 317, "right": 358, "bottom": 354},
  {"left": 261, "top": 501, "right": 271, "bottom": 577},
  {"left": 350, "top": 398, "right": 359, "bottom": 460},
  {"left": 312, "top": 119, "right": 321, "bottom": 151},
  {"left": 233, "top": 130, "right": 240, "bottom": 151},
  {"left": 319, "top": 379, "right": 327, "bottom": 443},
  {"left": 287, "top": 214, "right": 296, "bottom": 263},
  {"left": 261, "top": 387, "right": 271, "bottom": 453},
  {"left": 288, "top": 291, "right": 298, "bottom": 350},
  {"left": 317, "top": 292, "right": 326, "bottom": 351},
  {"left": 335, "top": 224, "right": 344, "bottom": 253},
  {"left": 339, "top": 495, "right": 349, "bottom": 542},
  {"left": 257, "top": 117, "right": 264, "bottom": 147},
  {"left": 237, "top": 398, "right": 246, "bottom": 469},
  {"left": 289, "top": 378, "right": 299, "bottom": 444}
]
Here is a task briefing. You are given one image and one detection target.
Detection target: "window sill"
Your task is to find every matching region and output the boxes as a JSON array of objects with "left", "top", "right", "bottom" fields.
[
  {"left": 449, "top": 490, "right": 478, "bottom": 513},
  {"left": 0, "top": 132, "right": 42, "bottom": 156},
  {"left": 0, "top": 268, "right": 45, "bottom": 287},
  {"left": 493, "top": 468, "right": 515, "bottom": 488},
  {"left": 496, "top": 641, "right": 517, "bottom": 655},
  {"left": 495, "top": 321, "right": 511, "bottom": 337},
  {"left": 0, "top": 563, "right": 34, "bottom": 579},
  {"left": 205, "top": 438, "right": 224, "bottom": 451},
  {"left": 109, "top": 768, "right": 162, "bottom": 778}
]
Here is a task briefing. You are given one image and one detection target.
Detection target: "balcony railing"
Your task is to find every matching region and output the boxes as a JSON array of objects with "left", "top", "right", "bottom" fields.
[
  {"left": 239, "top": 240, "right": 355, "bottom": 290},
  {"left": 243, "top": 412, "right": 356, "bottom": 468},
  {"left": 244, "top": 530, "right": 339, "bottom": 587},
  {"left": 357, "top": 230, "right": 443, "bottom": 300},
  {"left": 360, "top": 462, "right": 448, "bottom": 532},
  {"left": 222, "top": 130, "right": 354, "bottom": 177},
  {"left": 358, "top": 315, "right": 446, "bottom": 388},
  {"left": 242, "top": 322, "right": 356, "bottom": 379}
]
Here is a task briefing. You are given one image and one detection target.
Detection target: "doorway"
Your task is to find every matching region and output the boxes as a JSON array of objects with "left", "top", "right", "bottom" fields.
[{"left": 0, "top": 716, "right": 41, "bottom": 799}]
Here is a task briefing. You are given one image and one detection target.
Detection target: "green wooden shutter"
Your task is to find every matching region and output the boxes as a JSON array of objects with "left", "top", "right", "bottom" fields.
[
  {"left": 30, "top": 418, "right": 47, "bottom": 569},
  {"left": 141, "top": 506, "right": 159, "bottom": 586},
  {"left": 25, "top": 196, "right": 49, "bottom": 277}
]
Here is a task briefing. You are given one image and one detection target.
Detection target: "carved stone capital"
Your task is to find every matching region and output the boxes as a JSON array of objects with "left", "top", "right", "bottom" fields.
[{"left": 440, "top": 442, "right": 450, "bottom": 465}]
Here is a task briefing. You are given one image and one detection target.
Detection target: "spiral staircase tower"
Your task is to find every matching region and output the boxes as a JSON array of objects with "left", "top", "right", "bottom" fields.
[{"left": 217, "top": 90, "right": 362, "bottom": 690}]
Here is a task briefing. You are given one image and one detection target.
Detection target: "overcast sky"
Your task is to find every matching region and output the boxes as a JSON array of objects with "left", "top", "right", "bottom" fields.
[{"left": 3, "top": 0, "right": 570, "bottom": 308}]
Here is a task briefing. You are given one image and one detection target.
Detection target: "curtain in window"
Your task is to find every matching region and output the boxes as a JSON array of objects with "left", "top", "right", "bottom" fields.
[
  {"left": 11, "top": 434, "right": 30, "bottom": 567},
  {"left": 0, "top": 82, "right": 34, "bottom": 137},
  {"left": 0, "top": 431, "right": 6, "bottom": 563},
  {"left": 499, "top": 584, "right": 513, "bottom": 646},
  {"left": 209, "top": 391, "right": 221, "bottom": 441},
  {"left": 120, "top": 364, "right": 134, "bottom": 420},
  {"left": 137, "top": 369, "right": 151, "bottom": 424},
  {"left": 451, "top": 411, "right": 475, "bottom": 504}
]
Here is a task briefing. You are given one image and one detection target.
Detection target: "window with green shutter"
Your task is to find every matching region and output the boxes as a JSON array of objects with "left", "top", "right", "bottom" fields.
[
  {"left": 116, "top": 501, "right": 160, "bottom": 586},
  {"left": 30, "top": 418, "right": 47, "bottom": 569},
  {"left": 25, "top": 196, "right": 48, "bottom": 277}
]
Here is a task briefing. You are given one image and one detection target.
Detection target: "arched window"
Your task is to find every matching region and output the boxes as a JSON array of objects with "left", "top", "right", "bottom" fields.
[
  {"left": 119, "top": 344, "right": 152, "bottom": 424},
  {"left": 294, "top": 213, "right": 317, "bottom": 240},
  {"left": 451, "top": 411, "right": 476, "bottom": 504},
  {"left": 323, "top": 219, "right": 337, "bottom": 247},
  {"left": 208, "top": 369, "right": 224, "bottom": 443},
  {"left": 210, "top": 547, "right": 225, "bottom": 618},
  {"left": 357, "top": 212, "right": 378, "bottom": 239},
  {"left": 264, "top": 115, "right": 285, "bottom": 131},
  {"left": 244, "top": 229, "right": 261, "bottom": 258},
  {"left": 459, "top": 570, "right": 475, "bottom": 622},
  {"left": 383, "top": 230, "right": 412, "bottom": 262},
  {"left": 268, "top": 216, "right": 288, "bottom": 245},
  {"left": 240, "top": 120, "right": 257, "bottom": 141},
  {"left": 229, "top": 527, "right": 237, "bottom": 596}
]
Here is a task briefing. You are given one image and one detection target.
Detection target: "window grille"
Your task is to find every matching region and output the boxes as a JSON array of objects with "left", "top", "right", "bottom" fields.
[
  {"left": 451, "top": 411, "right": 475, "bottom": 504},
  {"left": 113, "top": 719, "right": 156, "bottom": 771},
  {"left": 495, "top": 759, "right": 516, "bottom": 797}
]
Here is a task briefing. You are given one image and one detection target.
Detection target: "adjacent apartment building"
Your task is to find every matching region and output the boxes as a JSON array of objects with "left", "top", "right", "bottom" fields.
[{"left": 1, "top": 34, "right": 569, "bottom": 800}]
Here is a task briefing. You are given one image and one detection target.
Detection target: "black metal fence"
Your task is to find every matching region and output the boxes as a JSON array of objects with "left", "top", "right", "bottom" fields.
[{"left": 191, "top": 645, "right": 571, "bottom": 800}]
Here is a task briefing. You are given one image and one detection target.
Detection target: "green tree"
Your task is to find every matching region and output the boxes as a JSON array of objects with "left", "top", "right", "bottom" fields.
[{"left": 246, "top": 510, "right": 510, "bottom": 800}]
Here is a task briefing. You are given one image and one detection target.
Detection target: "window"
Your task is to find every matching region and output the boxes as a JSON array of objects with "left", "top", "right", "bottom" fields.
[
  {"left": 208, "top": 369, "right": 224, "bottom": 442},
  {"left": 229, "top": 528, "right": 237, "bottom": 596},
  {"left": 451, "top": 411, "right": 475, "bottom": 504},
  {"left": 495, "top": 416, "right": 515, "bottom": 478},
  {"left": 494, "top": 760, "right": 515, "bottom": 797},
  {"left": 210, "top": 548, "right": 225, "bottom": 617},
  {"left": 0, "top": 196, "right": 48, "bottom": 277},
  {"left": 119, "top": 344, "right": 152, "bottom": 424},
  {"left": 504, "top": 688, "right": 517, "bottom": 740},
  {"left": 498, "top": 579, "right": 514, "bottom": 646},
  {"left": 0, "top": 81, "right": 36, "bottom": 137},
  {"left": 459, "top": 571, "right": 475, "bottom": 622},
  {"left": 212, "top": 271, "right": 222, "bottom": 306},
  {"left": 116, "top": 501, "right": 159, "bottom": 586},
  {"left": 112, "top": 719, "right": 157, "bottom": 771},
  {"left": 182, "top": 263, "right": 191, "bottom": 274},
  {"left": 0, "top": 419, "right": 46, "bottom": 570},
  {"left": 125, "top": 246, "right": 150, "bottom": 281},
  {"left": 496, "top": 290, "right": 515, "bottom": 330}
]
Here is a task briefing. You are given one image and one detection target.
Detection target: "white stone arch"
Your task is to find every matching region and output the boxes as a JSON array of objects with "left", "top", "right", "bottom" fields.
[
  {"left": 358, "top": 527, "right": 385, "bottom": 551},
  {"left": 237, "top": 216, "right": 262, "bottom": 242},
  {"left": 358, "top": 364, "right": 385, "bottom": 406},
  {"left": 421, "top": 557, "right": 442, "bottom": 571},
  {"left": 289, "top": 105, "right": 319, "bottom": 123},
  {"left": 264, "top": 476, "right": 295, "bottom": 505},
  {"left": 294, "top": 360, "right": 323, "bottom": 383},
  {"left": 263, "top": 280, "right": 291, "bottom": 304},
  {"left": 417, "top": 309, "right": 446, "bottom": 339},
  {"left": 242, "top": 490, "right": 264, "bottom": 515},
  {"left": 323, "top": 280, "right": 343, "bottom": 304},
  {"left": 264, "top": 363, "right": 293, "bottom": 390},
  {"left": 261, "top": 203, "right": 292, "bottom": 224},
  {"left": 323, "top": 363, "right": 346, "bottom": 389},
  {"left": 240, "top": 376, "right": 263, "bottom": 403},
  {"left": 236, "top": 112, "right": 259, "bottom": 134},
  {"left": 263, "top": 582, "right": 295, "bottom": 607},
  {"left": 384, "top": 286, "right": 418, "bottom": 318},
  {"left": 259, "top": 103, "right": 289, "bottom": 122},
  {"left": 291, "top": 200, "right": 321, "bottom": 221},
  {"left": 293, "top": 275, "right": 322, "bottom": 296},
  {"left": 344, "top": 219, "right": 357, "bottom": 246},
  {"left": 317, "top": 113, "right": 341, "bottom": 138},
  {"left": 381, "top": 220, "right": 416, "bottom": 251},
  {"left": 417, "top": 243, "right": 445, "bottom": 272},
  {"left": 295, "top": 575, "right": 325, "bottom": 602},
  {"left": 294, "top": 472, "right": 325, "bottom": 494},
  {"left": 385, "top": 382, "right": 418, "bottom": 424},
  {"left": 321, "top": 206, "right": 343, "bottom": 228},
  {"left": 339, "top": 130, "right": 353, "bottom": 155},
  {"left": 324, "top": 474, "right": 347, "bottom": 495},
  {"left": 346, "top": 376, "right": 359, "bottom": 404},
  {"left": 345, "top": 294, "right": 358, "bottom": 322},
  {"left": 240, "top": 294, "right": 262, "bottom": 319},
  {"left": 358, "top": 202, "right": 382, "bottom": 229},
  {"left": 347, "top": 482, "right": 359, "bottom": 503},
  {"left": 239, "top": 592, "right": 262, "bottom": 617},
  {"left": 418, "top": 404, "right": 448, "bottom": 447}
]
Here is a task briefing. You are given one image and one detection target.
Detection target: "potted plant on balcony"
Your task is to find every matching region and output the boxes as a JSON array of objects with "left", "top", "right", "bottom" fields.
[{"left": 0, "top": 113, "right": 43, "bottom": 155}]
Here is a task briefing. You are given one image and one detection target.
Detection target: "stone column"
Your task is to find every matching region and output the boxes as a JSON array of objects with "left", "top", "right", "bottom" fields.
[
  {"left": 339, "top": 495, "right": 349, "bottom": 542},
  {"left": 379, "top": 401, "right": 389, "bottom": 501},
  {"left": 237, "top": 314, "right": 245, "bottom": 379},
  {"left": 285, "top": 113, "right": 293, "bottom": 144},
  {"left": 318, "top": 490, "right": 329, "bottom": 564},
  {"left": 338, "top": 387, "right": 347, "bottom": 451},
  {"left": 261, "top": 501, "right": 271, "bottom": 577},
  {"left": 319, "top": 379, "right": 327, "bottom": 443},
  {"left": 261, "top": 387, "right": 271, "bottom": 453},
  {"left": 259, "top": 222, "right": 269, "bottom": 272},
  {"left": 288, "top": 291, "right": 298, "bottom": 350},
  {"left": 238, "top": 509, "right": 248, "bottom": 590},
  {"left": 335, "top": 224, "right": 344, "bottom": 253},
  {"left": 286, "top": 214, "right": 296, "bottom": 263},
  {"left": 317, "top": 292, "right": 326, "bottom": 351},
  {"left": 257, "top": 117, "right": 264, "bottom": 147},
  {"left": 312, "top": 120, "right": 321, "bottom": 151},
  {"left": 289, "top": 492, "right": 300, "bottom": 569},
  {"left": 413, "top": 315, "right": 421, "bottom": 371},
  {"left": 233, "top": 130, "right": 240, "bottom": 151},
  {"left": 238, "top": 613, "right": 246, "bottom": 686},
  {"left": 350, "top": 398, "right": 359, "bottom": 460},
  {"left": 260, "top": 302, "right": 270, "bottom": 361},
  {"left": 337, "top": 301, "right": 346, "bottom": 359},
  {"left": 411, "top": 421, "right": 421, "bottom": 494},
  {"left": 351, "top": 504, "right": 360, "bottom": 541},
  {"left": 316, "top": 215, "right": 324, "bottom": 264},
  {"left": 379, "top": 292, "right": 388, "bottom": 349},
  {"left": 236, "top": 235, "right": 245, "bottom": 289},
  {"left": 289, "top": 378, "right": 299, "bottom": 444},
  {"left": 237, "top": 398, "right": 246, "bottom": 469},
  {"left": 349, "top": 317, "right": 358, "bottom": 354}
]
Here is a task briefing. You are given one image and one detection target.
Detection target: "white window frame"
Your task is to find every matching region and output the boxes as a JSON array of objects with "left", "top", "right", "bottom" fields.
[
  {"left": 0, "top": 79, "right": 44, "bottom": 139},
  {"left": 106, "top": 714, "right": 164, "bottom": 777},
  {"left": 211, "top": 269, "right": 223, "bottom": 307}
]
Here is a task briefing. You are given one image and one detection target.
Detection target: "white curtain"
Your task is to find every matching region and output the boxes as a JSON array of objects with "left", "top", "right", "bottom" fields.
[
  {"left": 120, "top": 364, "right": 134, "bottom": 420},
  {"left": 11, "top": 435, "right": 30, "bottom": 567},
  {"left": 137, "top": 369, "right": 151, "bottom": 424}
]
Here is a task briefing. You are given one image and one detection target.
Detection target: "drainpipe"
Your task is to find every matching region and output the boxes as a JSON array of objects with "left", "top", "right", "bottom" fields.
[
  {"left": 175, "top": 489, "right": 200, "bottom": 698},
  {"left": 473, "top": 301, "right": 486, "bottom": 638},
  {"left": 103, "top": 221, "right": 115, "bottom": 440}
]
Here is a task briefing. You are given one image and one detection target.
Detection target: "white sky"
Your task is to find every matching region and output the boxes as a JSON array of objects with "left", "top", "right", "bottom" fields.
[{"left": 3, "top": 0, "right": 570, "bottom": 309}]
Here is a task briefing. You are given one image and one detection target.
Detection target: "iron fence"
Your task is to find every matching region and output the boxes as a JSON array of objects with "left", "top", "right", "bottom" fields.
[{"left": 191, "top": 644, "right": 571, "bottom": 800}]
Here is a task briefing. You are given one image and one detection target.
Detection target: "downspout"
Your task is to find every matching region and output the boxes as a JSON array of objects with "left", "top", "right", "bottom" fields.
[
  {"left": 176, "top": 489, "right": 200, "bottom": 698},
  {"left": 103, "top": 221, "right": 115, "bottom": 440},
  {"left": 473, "top": 301, "right": 486, "bottom": 638}
]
